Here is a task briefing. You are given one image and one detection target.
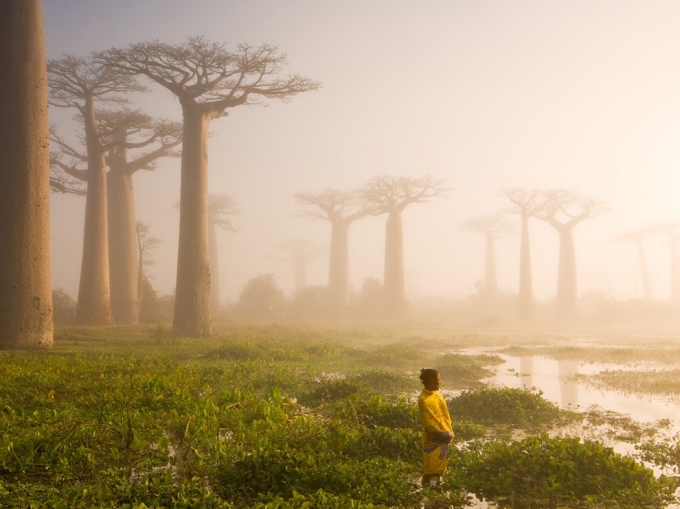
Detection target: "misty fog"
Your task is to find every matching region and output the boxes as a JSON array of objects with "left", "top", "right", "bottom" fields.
[{"left": 44, "top": 0, "right": 680, "bottom": 321}]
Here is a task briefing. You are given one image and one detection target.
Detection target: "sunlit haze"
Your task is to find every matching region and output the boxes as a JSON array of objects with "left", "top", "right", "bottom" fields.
[{"left": 44, "top": 0, "right": 680, "bottom": 307}]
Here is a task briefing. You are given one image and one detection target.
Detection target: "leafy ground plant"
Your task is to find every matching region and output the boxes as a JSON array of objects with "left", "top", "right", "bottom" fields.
[{"left": 449, "top": 436, "right": 679, "bottom": 509}]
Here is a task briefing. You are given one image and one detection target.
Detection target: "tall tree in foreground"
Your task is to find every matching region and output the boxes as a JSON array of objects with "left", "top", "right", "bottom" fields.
[
  {"left": 208, "top": 194, "right": 238, "bottom": 315},
  {"left": 296, "top": 189, "right": 368, "bottom": 315},
  {"left": 616, "top": 227, "right": 656, "bottom": 302},
  {"left": 461, "top": 214, "right": 513, "bottom": 303},
  {"left": 48, "top": 55, "right": 145, "bottom": 325},
  {"left": 0, "top": 0, "right": 53, "bottom": 348},
  {"left": 360, "top": 176, "right": 448, "bottom": 318},
  {"left": 536, "top": 190, "right": 605, "bottom": 321},
  {"left": 98, "top": 37, "right": 319, "bottom": 337},
  {"left": 501, "top": 188, "right": 542, "bottom": 321}
]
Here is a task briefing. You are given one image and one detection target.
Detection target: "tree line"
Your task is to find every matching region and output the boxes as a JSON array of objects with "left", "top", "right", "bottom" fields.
[{"left": 0, "top": 1, "right": 643, "bottom": 350}]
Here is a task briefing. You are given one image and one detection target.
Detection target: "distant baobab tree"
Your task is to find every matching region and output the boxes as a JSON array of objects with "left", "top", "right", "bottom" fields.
[
  {"left": 136, "top": 221, "right": 161, "bottom": 313},
  {"left": 52, "top": 110, "right": 182, "bottom": 324},
  {"left": 651, "top": 221, "right": 680, "bottom": 306},
  {"left": 616, "top": 227, "right": 657, "bottom": 302},
  {"left": 273, "top": 239, "right": 325, "bottom": 294},
  {"left": 360, "top": 176, "right": 448, "bottom": 318},
  {"left": 49, "top": 149, "right": 86, "bottom": 196},
  {"left": 501, "top": 188, "right": 543, "bottom": 321},
  {"left": 104, "top": 110, "right": 181, "bottom": 324},
  {"left": 536, "top": 190, "right": 606, "bottom": 321},
  {"left": 97, "top": 37, "right": 320, "bottom": 337},
  {"left": 208, "top": 194, "right": 238, "bottom": 315},
  {"left": 296, "top": 189, "right": 369, "bottom": 314},
  {"left": 48, "top": 54, "right": 145, "bottom": 325},
  {"left": 0, "top": 0, "right": 53, "bottom": 348},
  {"left": 461, "top": 214, "right": 514, "bottom": 302}
]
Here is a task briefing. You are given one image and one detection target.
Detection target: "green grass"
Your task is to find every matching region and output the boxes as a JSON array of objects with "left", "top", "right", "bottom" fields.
[{"left": 0, "top": 325, "right": 675, "bottom": 508}]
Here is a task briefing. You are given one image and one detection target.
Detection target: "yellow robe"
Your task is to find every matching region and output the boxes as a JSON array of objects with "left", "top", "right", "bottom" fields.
[{"left": 418, "top": 389, "right": 454, "bottom": 475}]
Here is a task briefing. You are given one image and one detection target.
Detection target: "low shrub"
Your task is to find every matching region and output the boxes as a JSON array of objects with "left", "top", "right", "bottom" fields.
[
  {"left": 449, "top": 387, "right": 563, "bottom": 426},
  {"left": 450, "top": 436, "right": 679, "bottom": 508}
]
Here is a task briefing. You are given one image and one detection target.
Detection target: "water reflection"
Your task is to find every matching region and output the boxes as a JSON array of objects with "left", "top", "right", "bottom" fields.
[
  {"left": 483, "top": 353, "right": 680, "bottom": 428},
  {"left": 518, "top": 356, "right": 534, "bottom": 390},
  {"left": 558, "top": 360, "right": 579, "bottom": 409}
]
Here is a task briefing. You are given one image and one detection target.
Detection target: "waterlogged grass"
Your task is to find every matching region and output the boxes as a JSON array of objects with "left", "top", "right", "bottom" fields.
[
  {"left": 499, "top": 345, "right": 680, "bottom": 366},
  {"left": 582, "top": 369, "right": 680, "bottom": 398},
  {"left": 0, "top": 326, "right": 676, "bottom": 508}
]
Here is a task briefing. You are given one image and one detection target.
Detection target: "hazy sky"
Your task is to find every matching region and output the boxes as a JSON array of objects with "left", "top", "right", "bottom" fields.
[{"left": 44, "top": 0, "right": 680, "bottom": 304}]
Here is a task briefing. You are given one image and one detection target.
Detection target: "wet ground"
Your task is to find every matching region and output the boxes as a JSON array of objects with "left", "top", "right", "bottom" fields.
[{"left": 454, "top": 347, "right": 680, "bottom": 509}]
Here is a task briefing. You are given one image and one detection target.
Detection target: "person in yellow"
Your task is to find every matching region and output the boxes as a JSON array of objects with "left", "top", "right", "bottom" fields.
[{"left": 418, "top": 368, "right": 454, "bottom": 488}]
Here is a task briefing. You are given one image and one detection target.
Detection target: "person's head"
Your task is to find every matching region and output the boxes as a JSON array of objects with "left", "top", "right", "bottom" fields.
[{"left": 419, "top": 368, "right": 440, "bottom": 391}]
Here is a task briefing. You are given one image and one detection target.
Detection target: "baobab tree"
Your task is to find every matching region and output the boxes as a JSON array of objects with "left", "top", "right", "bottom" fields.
[
  {"left": 501, "top": 188, "right": 543, "bottom": 321},
  {"left": 272, "top": 239, "right": 325, "bottom": 293},
  {"left": 208, "top": 194, "right": 238, "bottom": 315},
  {"left": 651, "top": 222, "right": 680, "bottom": 306},
  {"left": 104, "top": 110, "right": 181, "bottom": 324},
  {"left": 461, "top": 214, "right": 514, "bottom": 303},
  {"left": 536, "top": 190, "right": 605, "bottom": 321},
  {"left": 47, "top": 55, "right": 145, "bottom": 325},
  {"left": 51, "top": 109, "right": 180, "bottom": 325},
  {"left": 360, "top": 176, "right": 448, "bottom": 318},
  {"left": 97, "top": 37, "right": 319, "bottom": 337},
  {"left": 296, "top": 189, "right": 369, "bottom": 314},
  {"left": 50, "top": 150, "right": 86, "bottom": 195},
  {"left": 616, "top": 227, "right": 657, "bottom": 302},
  {"left": 0, "top": 0, "right": 53, "bottom": 348},
  {"left": 136, "top": 221, "right": 161, "bottom": 313}
]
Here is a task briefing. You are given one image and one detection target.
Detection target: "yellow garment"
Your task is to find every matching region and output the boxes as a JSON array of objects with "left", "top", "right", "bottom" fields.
[{"left": 418, "top": 389, "right": 454, "bottom": 475}]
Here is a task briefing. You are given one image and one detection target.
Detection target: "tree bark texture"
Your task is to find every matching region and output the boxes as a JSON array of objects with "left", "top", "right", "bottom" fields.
[
  {"left": 107, "top": 145, "right": 139, "bottom": 324},
  {"left": 555, "top": 225, "right": 578, "bottom": 321},
  {"left": 384, "top": 210, "right": 406, "bottom": 317},
  {"left": 0, "top": 0, "right": 53, "bottom": 348},
  {"left": 328, "top": 219, "right": 349, "bottom": 311},
  {"left": 75, "top": 100, "right": 113, "bottom": 325},
  {"left": 173, "top": 106, "right": 211, "bottom": 337},
  {"left": 518, "top": 213, "right": 535, "bottom": 320},
  {"left": 208, "top": 219, "right": 220, "bottom": 315}
]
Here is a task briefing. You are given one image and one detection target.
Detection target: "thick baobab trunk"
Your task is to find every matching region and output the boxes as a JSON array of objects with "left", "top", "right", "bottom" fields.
[
  {"left": 107, "top": 146, "right": 139, "bottom": 324},
  {"left": 208, "top": 220, "right": 220, "bottom": 315},
  {"left": 384, "top": 210, "right": 406, "bottom": 317},
  {"left": 328, "top": 219, "right": 349, "bottom": 311},
  {"left": 672, "top": 236, "right": 680, "bottom": 307},
  {"left": 75, "top": 101, "right": 113, "bottom": 325},
  {"left": 518, "top": 213, "right": 535, "bottom": 320},
  {"left": 555, "top": 226, "right": 578, "bottom": 321},
  {"left": 484, "top": 232, "right": 498, "bottom": 299},
  {"left": 0, "top": 0, "right": 53, "bottom": 348},
  {"left": 173, "top": 106, "right": 211, "bottom": 337},
  {"left": 636, "top": 239, "right": 653, "bottom": 301}
]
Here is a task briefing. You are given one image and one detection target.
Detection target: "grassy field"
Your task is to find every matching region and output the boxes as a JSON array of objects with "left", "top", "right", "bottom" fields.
[{"left": 1, "top": 324, "right": 679, "bottom": 508}]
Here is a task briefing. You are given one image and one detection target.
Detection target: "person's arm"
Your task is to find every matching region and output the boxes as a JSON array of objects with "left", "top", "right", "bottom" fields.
[{"left": 439, "top": 394, "right": 454, "bottom": 437}]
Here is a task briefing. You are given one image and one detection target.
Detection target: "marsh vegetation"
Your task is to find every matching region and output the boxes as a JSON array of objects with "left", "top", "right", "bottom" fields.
[{"left": 3, "top": 325, "right": 680, "bottom": 508}]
